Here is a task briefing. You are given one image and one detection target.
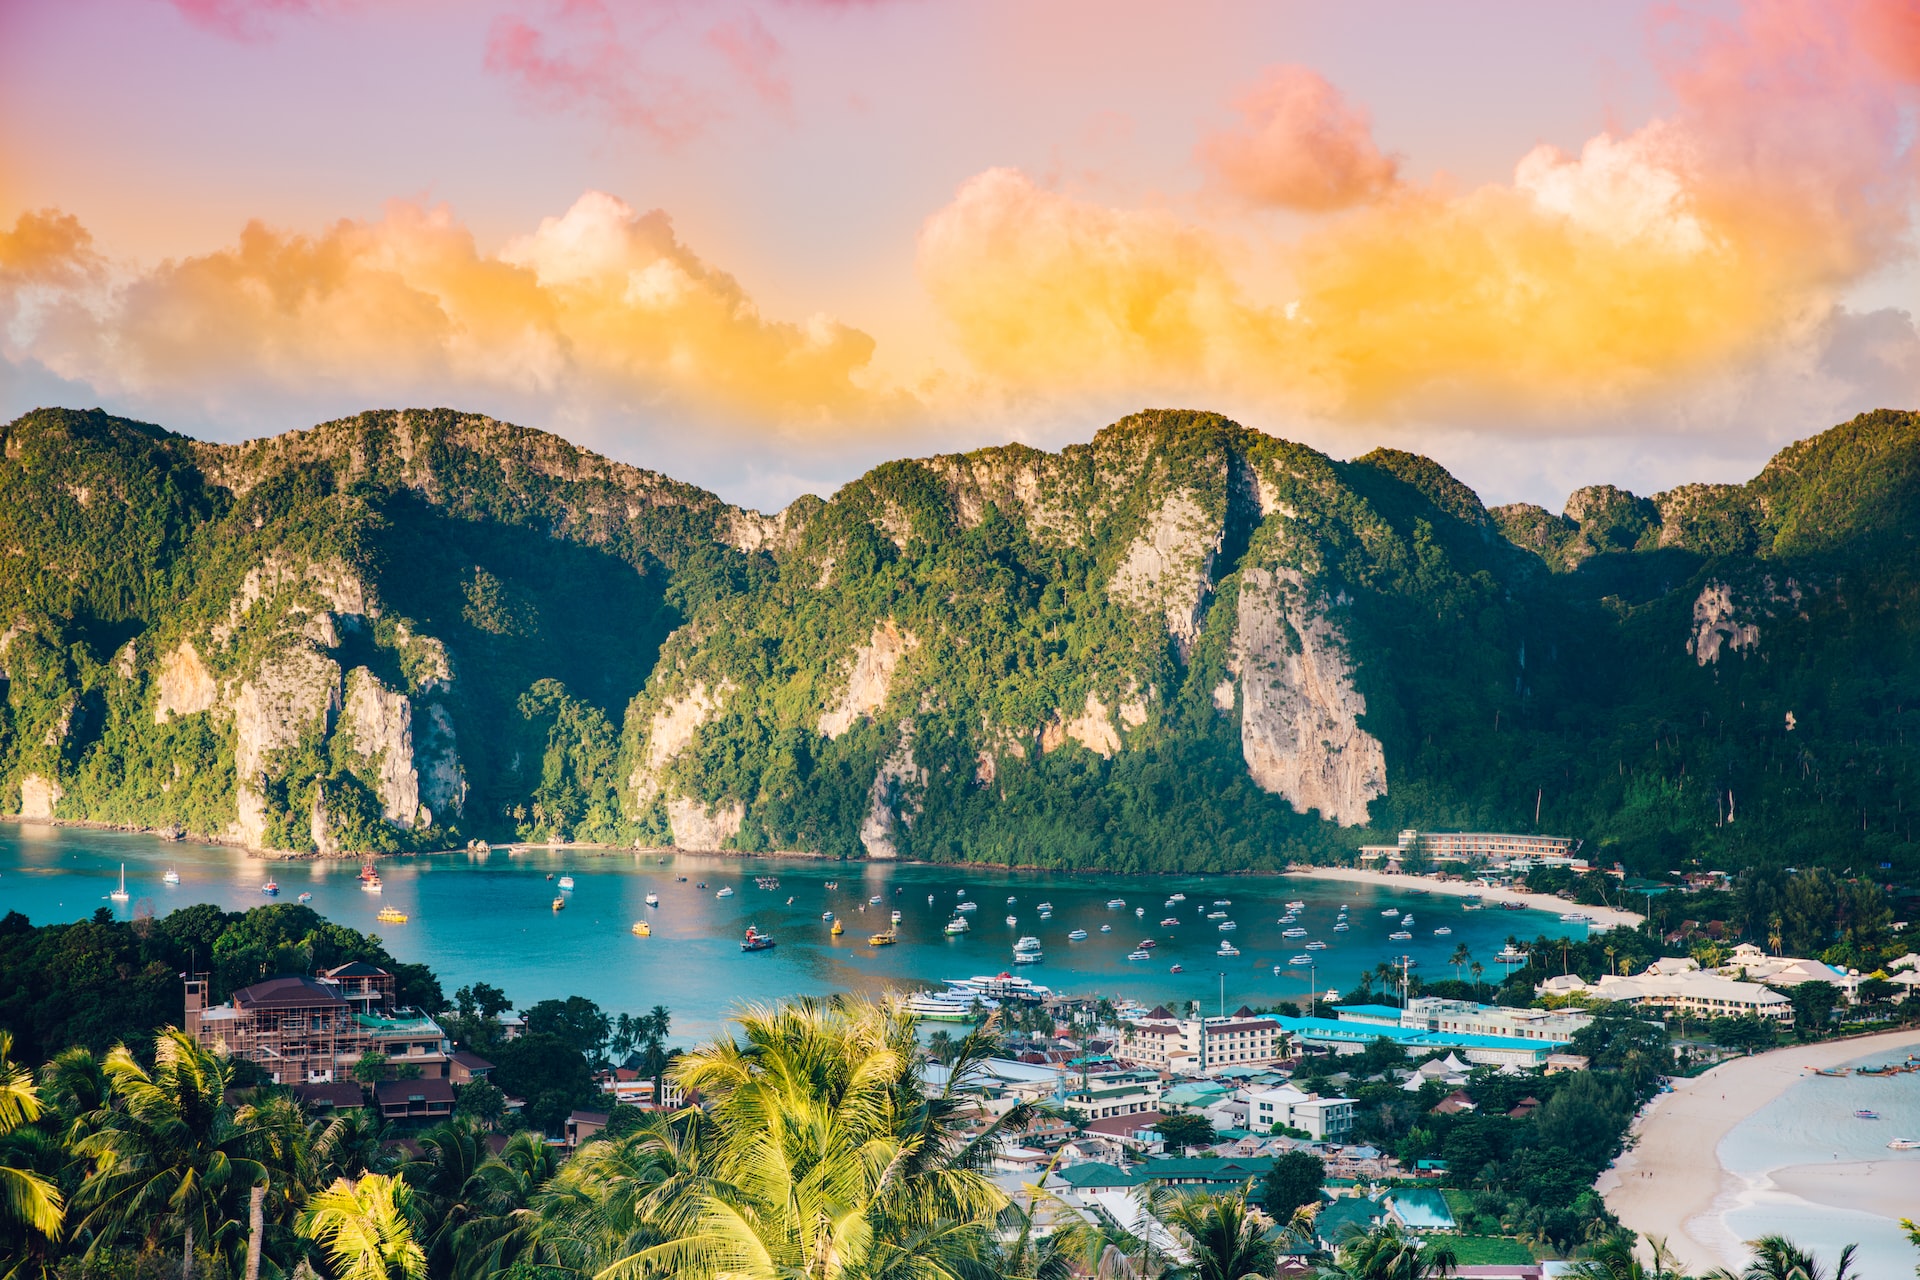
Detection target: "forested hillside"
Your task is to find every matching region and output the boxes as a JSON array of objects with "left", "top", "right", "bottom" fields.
[{"left": 3, "top": 404, "right": 1917, "bottom": 881}]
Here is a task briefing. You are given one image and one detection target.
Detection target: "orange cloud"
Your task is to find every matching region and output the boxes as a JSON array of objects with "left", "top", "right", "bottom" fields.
[
  {"left": 3, "top": 193, "right": 880, "bottom": 426},
  {"left": 920, "top": 0, "right": 1920, "bottom": 424},
  {"left": 1198, "top": 66, "right": 1398, "bottom": 211}
]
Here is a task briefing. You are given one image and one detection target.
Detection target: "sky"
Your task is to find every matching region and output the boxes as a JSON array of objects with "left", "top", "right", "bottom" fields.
[{"left": 2, "top": 0, "right": 1918, "bottom": 513}]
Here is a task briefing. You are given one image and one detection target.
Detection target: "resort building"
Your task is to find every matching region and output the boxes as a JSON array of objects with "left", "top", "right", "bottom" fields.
[
  {"left": 1117, "top": 1006, "right": 1288, "bottom": 1072},
  {"left": 1246, "top": 1084, "right": 1355, "bottom": 1140},
  {"left": 1570, "top": 958, "right": 1794, "bottom": 1023},
  {"left": 183, "top": 964, "right": 452, "bottom": 1085}
]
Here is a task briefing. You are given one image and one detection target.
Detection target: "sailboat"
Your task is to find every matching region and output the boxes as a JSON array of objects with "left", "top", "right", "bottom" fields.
[{"left": 109, "top": 864, "right": 130, "bottom": 902}]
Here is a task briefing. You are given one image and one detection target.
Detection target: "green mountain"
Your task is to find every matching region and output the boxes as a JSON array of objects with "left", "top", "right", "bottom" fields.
[{"left": 3, "top": 405, "right": 1916, "bottom": 879}]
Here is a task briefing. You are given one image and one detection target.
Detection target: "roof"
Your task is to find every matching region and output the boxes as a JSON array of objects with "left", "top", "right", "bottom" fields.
[
  {"left": 233, "top": 976, "right": 349, "bottom": 1011},
  {"left": 293, "top": 1082, "right": 366, "bottom": 1110},
  {"left": 373, "top": 1077, "right": 455, "bottom": 1104}
]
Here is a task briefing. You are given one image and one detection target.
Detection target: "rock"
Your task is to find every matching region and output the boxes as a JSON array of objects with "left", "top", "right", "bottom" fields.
[
  {"left": 1040, "top": 691, "right": 1123, "bottom": 758},
  {"left": 667, "top": 795, "right": 744, "bottom": 849},
  {"left": 1107, "top": 489, "right": 1223, "bottom": 651},
  {"left": 860, "top": 720, "right": 925, "bottom": 858},
  {"left": 154, "top": 640, "right": 218, "bottom": 723},
  {"left": 340, "top": 667, "right": 419, "bottom": 827},
  {"left": 17, "top": 773, "right": 62, "bottom": 819},
  {"left": 818, "top": 621, "right": 919, "bottom": 739},
  {"left": 1231, "top": 567, "right": 1386, "bottom": 826}
]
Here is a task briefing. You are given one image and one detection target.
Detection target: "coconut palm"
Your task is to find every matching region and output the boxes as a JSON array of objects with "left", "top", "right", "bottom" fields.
[
  {"left": 0, "top": 1031, "right": 64, "bottom": 1243},
  {"left": 70, "top": 1028, "right": 297, "bottom": 1275},
  {"left": 298, "top": 1173, "right": 427, "bottom": 1280},
  {"left": 1325, "top": 1221, "right": 1458, "bottom": 1279},
  {"left": 1568, "top": 1234, "right": 1680, "bottom": 1280},
  {"left": 604, "top": 996, "right": 1008, "bottom": 1280},
  {"left": 1159, "top": 1189, "right": 1280, "bottom": 1280},
  {"left": 1705, "top": 1234, "right": 1859, "bottom": 1280}
]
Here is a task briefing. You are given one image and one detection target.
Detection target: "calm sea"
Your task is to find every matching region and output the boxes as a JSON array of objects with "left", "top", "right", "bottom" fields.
[{"left": 0, "top": 823, "right": 1588, "bottom": 1043}]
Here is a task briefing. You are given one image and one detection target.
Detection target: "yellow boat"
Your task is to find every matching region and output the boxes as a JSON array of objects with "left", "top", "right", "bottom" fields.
[
  {"left": 631, "top": 920, "right": 651, "bottom": 937},
  {"left": 830, "top": 919, "right": 844, "bottom": 935},
  {"left": 375, "top": 907, "right": 408, "bottom": 924},
  {"left": 867, "top": 930, "right": 897, "bottom": 946},
  {"left": 551, "top": 896, "right": 565, "bottom": 912}
]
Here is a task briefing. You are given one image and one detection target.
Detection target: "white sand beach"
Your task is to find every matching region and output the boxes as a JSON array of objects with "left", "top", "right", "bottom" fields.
[
  {"left": 1598, "top": 1029, "right": 1920, "bottom": 1276},
  {"left": 1285, "top": 864, "right": 1644, "bottom": 929}
]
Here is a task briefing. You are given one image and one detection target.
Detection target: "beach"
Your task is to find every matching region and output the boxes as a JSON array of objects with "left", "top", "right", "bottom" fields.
[
  {"left": 1286, "top": 864, "right": 1644, "bottom": 929},
  {"left": 1599, "top": 1028, "right": 1920, "bottom": 1276}
]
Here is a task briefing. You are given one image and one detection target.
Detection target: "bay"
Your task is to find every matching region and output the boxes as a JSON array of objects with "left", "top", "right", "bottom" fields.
[{"left": 0, "top": 823, "right": 1588, "bottom": 1043}]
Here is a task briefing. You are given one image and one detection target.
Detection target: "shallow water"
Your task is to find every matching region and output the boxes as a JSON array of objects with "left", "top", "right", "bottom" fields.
[{"left": 0, "top": 823, "right": 1585, "bottom": 1042}]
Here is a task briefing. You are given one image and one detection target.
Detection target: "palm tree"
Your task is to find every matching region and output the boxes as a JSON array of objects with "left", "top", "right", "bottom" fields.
[
  {"left": 1160, "top": 1188, "right": 1279, "bottom": 1280},
  {"left": 0, "top": 1031, "right": 64, "bottom": 1243},
  {"left": 71, "top": 1028, "right": 298, "bottom": 1277},
  {"left": 299, "top": 1173, "right": 427, "bottom": 1280},
  {"left": 1567, "top": 1234, "right": 1680, "bottom": 1280},
  {"left": 1327, "top": 1221, "right": 1459, "bottom": 1278},
  {"left": 1705, "top": 1234, "right": 1859, "bottom": 1280}
]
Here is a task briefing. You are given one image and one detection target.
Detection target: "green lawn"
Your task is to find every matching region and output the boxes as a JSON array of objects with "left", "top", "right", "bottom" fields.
[{"left": 1445, "top": 1235, "right": 1537, "bottom": 1265}]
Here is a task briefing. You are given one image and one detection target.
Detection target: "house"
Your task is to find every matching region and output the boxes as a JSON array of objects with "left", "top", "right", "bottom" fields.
[
  {"left": 565, "top": 1109, "right": 610, "bottom": 1148},
  {"left": 374, "top": 1076, "right": 456, "bottom": 1122}
]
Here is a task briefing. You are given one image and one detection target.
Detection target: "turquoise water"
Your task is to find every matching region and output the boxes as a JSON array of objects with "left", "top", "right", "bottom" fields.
[
  {"left": 1717, "top": 1044, "right": 1920, "bottom": 1277},
  {"left": 0, "top": 824, "right": 1586, "bottom": 1042}
]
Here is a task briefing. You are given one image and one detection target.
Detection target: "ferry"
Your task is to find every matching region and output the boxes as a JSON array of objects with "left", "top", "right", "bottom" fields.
[
  {"left": 297, "top": 892, "right": 313, "bottom": 903},
  {"left": 1067, "top": 929, "right": 1089, "bottom": 941},
  {"left": 1290, "top": 954, "right": 1311, "bottom": 965},
  {"left": 262, "top": 880, "right": 279, "bottom": 896},
  {"left": 945, "top": 918, "right": 970, "bottom": 934},
  {"left": 716, "top": 886, "right": 734, "bottom": 898},
  {"left": 906, "top": 990, "right": 998, "bottom": 1021},
  {"left": 1282, "top": 927, "right": 1307, "bottom": 938},
  {"left": 741, "top": 926, "right": 775, "bottom": 952},
  {"left": 1433, "top": 927, "right": 1453, "bottom": 936},
  {"left": 1216, "top": 942, "right": 1240, "bottom": 957},
  {"left": 1389, "top": 930, "right": 1413, "bottom": 941},
  {"left": 362, "top": 875, "right": 383, "bottom": 893},
  {"left": 551, "top": 896, "right": 565, "bottom": 911},
  {"left": 163, "top": 866, "right": 181, "bottom": 885},
  {"left": 646, "top": 893, "right": 659, "bottom": 906},
  {"left": 868, "top": 930, "right": 897, "bottom": 946},
  {"left": 1107, "top": 898, "right": 1127, "bottom": 909},
  {"left": 831, "top": 920, "right": 845, "bottom": 935},
  {"left": 1006, "top": 915, "right": 1018, "bottom": 926},
  {"left": 631, "top": 921, "right": 651, "bottom": 937},
  {"left": 1217, "top": 920, "right": 1237, "bottom": 931},
  {"left": 376, "top": 907, "right": 408, "bottom": 924},
  {"left": 1127, "top": 949, "right": 1151, "bottom": 961},
  {"left": 1168, "top": 893, "right": 1187, "bottom": 902},
  {"left": 1160, "top": 917, "right": 1181, "bottom": 927},
  {"left": 1306, "top": 940, "right": 1327, "bottom": 950},
  {"left": 557, "top": 876, "right": 575, "bottom": 890},
  {"left": 110, "top": 864, "right": 131, "bottom": 902}
]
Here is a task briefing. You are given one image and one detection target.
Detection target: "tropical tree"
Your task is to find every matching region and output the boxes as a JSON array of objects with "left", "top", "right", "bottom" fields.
[
  {"left": 1160, "top": 1188, "right": 1280, "bottom": 1280},
  {"left": 1705, "top": 1234, "right": 1859, "bottom": 1280},
  {"left": 1327, "top": 1221, "right": 1459, "bottom": 1279},
  {"left": 298, "top": 1173, "right": 427, "bottom": 1280},
  {"left": 0, "top": 1031, "right": 64, "bottom": 1243}
]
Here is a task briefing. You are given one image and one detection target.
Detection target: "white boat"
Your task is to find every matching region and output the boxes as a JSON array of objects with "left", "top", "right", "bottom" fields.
[
  {"left": 1107, "top": 898, "right": 1126, "bottom": 909},
  {"left": 1006, "top": 915, "right": 1018, "bottom": 926},
  {"left": 1216, "top": 942, "right": 1240, "bottom": 957},
  {"left": 1067, "top": 929, "right": 1089, "bottom": 941},
  {"left": 163, "top": 866, "right": 180, "bottom": 885},
  {"left": 1433, "top": 927, "right": 1453, "bottom": 936},
  {"left": 945, "top": 917, "right": 970, "bottom": 934},
  {"left": 716, "top": 886, "right": 734, "bottom": 898},
  {"left": 1389, "top": 930, "right": 1413, "bottom": 941},
  {"left": 646, "top": 893, "right": 659, "bottom": 906},
  {"left": 1306, "top": 940, "right": 1327, "bottom": 950},
  {"left": 906, "top": 991, "right": 998, "bottom": 1021},
  {"left": 1127, "top": 949, "right": 1151, "bottom": 960},
  {"left": 557, "top": 876, "right": 575, "bottom": 890},
  {"left": 109, "top": 864, "right": 131, "bottom": 902},
  {"left": 1218, "top": 920, "right": 1237, "bottom": 931}
]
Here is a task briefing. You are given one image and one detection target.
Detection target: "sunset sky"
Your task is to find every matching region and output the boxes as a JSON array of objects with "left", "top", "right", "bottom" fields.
[{"left": 3, "top": 0, "right": 1918, "bottom": 511}]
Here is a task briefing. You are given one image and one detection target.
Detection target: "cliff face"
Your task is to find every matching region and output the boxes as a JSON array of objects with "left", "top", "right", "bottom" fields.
[{"left": 5, "top": 404, "right": 1919, "bottom": 879}]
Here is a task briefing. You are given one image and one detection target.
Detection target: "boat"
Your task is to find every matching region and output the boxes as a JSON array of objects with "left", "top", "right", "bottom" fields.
[
  {"left": 945, "top": 918, "right": 970, "bottom": 934},
  {"left": 163, "top": 866, "right": 180, "bottom": 885},
  {"left": 1067, "top": 929, "right": 1089, "bottom": 941},
  {"left": 1282, "top": 927, "right": 1307, "bottom": 938},
  {"left": 1290, "top": 954, "right": 1311, "bottom": 965},
  {"left": 1854, "top": 1109, "right": 1879, "bottom": 1119},
  {"left": 832, "top": 920, "right": 845, "bottom": 935},
  {"left": 716, "top": 886, "right": 734, "bottom": 898},
  {"left": 1218, "top": 921, "right": 1237, "bottom": 931},
  {"left": 1099, "top": 924, "right": 1111, "bottom": 932},
  {"left": 1006, "top": 915, "right": 1018, "bottom": 926},
  {"left": 557, "top": 876, "right": 575, "bottom": 890},
  {"left": 1160, "top": 917, "right": 1181, "bottom": 926},
  {"left": 1136, "top": 938, "right": 1156, "bottom": 949},
  {"left": 906, "top": 990, "right": 998, "bottom": 1021},
  {"left": 1216, "top": 942, "right": 1240, "bottom": 957},
  {"left": 1169, "top": 893, "right": 1186, "bottom": 902},
  {"left": 262, "top": 880, "right": 279, "bottom": 896},
  {"left": 631, "top": 921, "right": 651, "bottom": 936},
  {"left": 1170, "top": 963, "right": 1183, "bottom": 973},
  {"left": 297, "top": 892, "right": 313, "bottom": 903},
  {"left": 362, "top": 875, "right": 383, "bottom": 893},
  {"left": 868, "top": 930, "right": 897, "bottom": 946},
  {"left": 1389, "top": 930, "right": 1413, "bottom": 941},
  {"left": 1127, "top": 949, "right": 1151, "bottom": 961},
  {"left": 1888, "top": 1138, "right": 1920, "bottom": 1150},
  {"left": 1012, "top": 949, "right": 1042, "bottom": 964},
  {"left": 551, "top": 896, "right": 565, "bottom": 911},
  {"left": 1433, "top": 927, "right": 1453, "bottom": 936},
  {"left": 741, "top": 926, "right": 776, "bottom": 951},
  {"left": 646, "top": 893, "right": 659, "bottom": 906},
  {"left": 376, "top": 907, "right": 408, "bottom": 924},
  {"left": 1107, "top": 898, "right": 1126, "bottom": 909},
  {"left": 1306, "top": 940, "right": 1327, "bottom": 950},
  {"left": 110, "top": 864, "right": 131, "bottom": 902}
]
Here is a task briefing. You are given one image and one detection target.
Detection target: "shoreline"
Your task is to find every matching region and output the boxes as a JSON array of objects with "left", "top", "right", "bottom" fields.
[
  {"left": 1598, "top": 1027, "right": 1920, "bottom": 1275},
  {"left": 1285, "top": 864, "right": 1644, "bottom": 928}
]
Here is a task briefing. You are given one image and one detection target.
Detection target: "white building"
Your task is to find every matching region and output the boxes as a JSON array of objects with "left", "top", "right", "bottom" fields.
[
  {"left": 1588, "top": 958, "right": 1794, "bottom": 1023},
  {"left": 1247, "top": 1084, "right": 1355, "bottom": 1140}
]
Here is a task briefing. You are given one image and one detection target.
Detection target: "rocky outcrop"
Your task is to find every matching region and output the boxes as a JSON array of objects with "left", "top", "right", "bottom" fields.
[
  {"left": 860, "top": 720, "right": 925, "bottom": 858},
  {"left": 1107, "top": 489, "right": 1222, "bottom": 650},
  {"left": 340, "top": 668, "right": 419, "bottom": 828},
  {"left": 631, "top": 680, "right": 727, "bottom": 805},
  {"left": 1231, "top": 567, "right": 1385, "bottom": 826},
  {"left": 667, "top": 795, "right": 744, "bottom": 849},
  {"left": 228, "top": 645, "right": 342, "bottom": 847},
  {"left": 17, "top": 773, "right": 61, "bottom": 819},
  {"left": 1040, "top": 691, "right": 1122, "bottom": 758},
  {"left": 818, "top": 622, "right": 918, "bottom": 739}
]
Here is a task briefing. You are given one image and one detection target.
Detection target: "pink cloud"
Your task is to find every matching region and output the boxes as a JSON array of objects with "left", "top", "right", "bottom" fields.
[
  {"left": 708, "top": 13, "right": 792, "bottom": 109},
  {"left": 1198, "top": 65, "right": 1399, "bottom": 212}
]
